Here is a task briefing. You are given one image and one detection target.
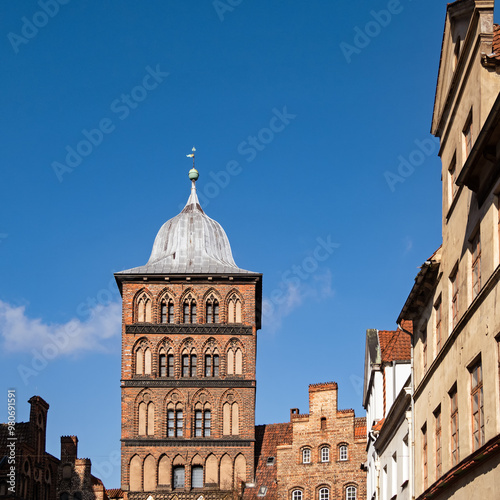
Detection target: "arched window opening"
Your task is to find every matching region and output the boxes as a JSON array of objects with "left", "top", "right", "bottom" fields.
[
  {"left": 227, "top": 294, "right": 242, "bottom": 323},
  {"left": 227, "top": 349, "right": 234, "bottom": 375},
  {"left": 144, "top": 348, "right": 152, "bottom": 375},
  {"left": 223, "top": 401, "right": 239, "bottom": 436},
  {"left": 319, "top": 488, "right": 330, "bottom": 500},
  {"left": 129, "top": 455, "right": 142, "bottom": 492},
  {"left": 321, "top": 446, "right": 329, "bottom": 462},
  {"left": 138, "top": 401, "right": 154, "bottom": 436},
  {"left": 194, "top": 409, "right": 212, "bottom": 437},
  {"left": 292, "top": 490, "right": 303, "bottom": 500},
  {"left": 135, "top": 347, "right": 143, "bottom": 375},
  {"left": 181, "top": 350, "right": 197, "bottom": 377},
  {"left": 339, "top": 444, "right": 348, "bottom": 461},
  {"left": 302, "top": 448, "right": 311, "bottom": 464},
  {"left": 161, "top": 298, "right": 174, "bottom": 324},
  {"left": 346, "top": 486, "right": 357, "bottom": 500},
  {"left": 183, "top": 295, "right": 197, "bottom": 323},
  {"left": 205, "top": 352, "right": 220, "bottom": 377},
  {"left": 206, "top": 296, "right": 220, "bottom": 323},
  {"left": 159, "top": 350, "right": 166, "bottom": 377},
  {"left": 191, "top": 465, "right": 203, "bottom": 488},
  {"left": 137, "top": 294, "right": 152, "bottom": 323},
  {"left": 172, "top": 466, "right": 185, "bottom": 489},
  {"left": 167, "top": 408, "right": 183, "bottom": 437}
]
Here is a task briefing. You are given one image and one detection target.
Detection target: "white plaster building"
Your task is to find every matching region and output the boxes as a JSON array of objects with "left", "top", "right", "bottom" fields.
[{"left": 363, "top": 327, "right": 412, "bottom": 500}]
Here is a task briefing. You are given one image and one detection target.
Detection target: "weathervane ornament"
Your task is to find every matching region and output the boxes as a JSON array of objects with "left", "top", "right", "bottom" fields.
[{"left": 187, "top": 146, "right": 199, "bottom": 182}]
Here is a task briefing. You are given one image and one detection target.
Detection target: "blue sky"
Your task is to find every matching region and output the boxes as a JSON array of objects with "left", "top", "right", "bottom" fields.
[{"left": 0, "top": 0, "right": 460, "bottom": 489}]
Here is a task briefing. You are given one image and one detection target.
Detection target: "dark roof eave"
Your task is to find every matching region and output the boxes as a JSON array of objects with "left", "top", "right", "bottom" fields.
[{"left": 397, "top": 260, "right": 440, "bottom": 325}]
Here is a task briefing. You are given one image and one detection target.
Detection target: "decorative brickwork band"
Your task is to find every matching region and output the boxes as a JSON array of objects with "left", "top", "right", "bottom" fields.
[{"left": 126, "top": 324, "right": 253, "bottom": 336}]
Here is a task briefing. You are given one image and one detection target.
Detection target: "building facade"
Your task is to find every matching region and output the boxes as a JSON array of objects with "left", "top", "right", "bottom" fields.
[
  {"left": 363, "top": 327, "right": 412, "bottom": 500},
  {"left": 397, "top": 0, "right": 500, "bottom": 498},
  {"left": 245, "top": 382, "right": 366, "bottom": 500},
  {"left": 115, "top": 167, "right": 262, "bottom": 499},
  {"left": 0, "top": 396, "right": 106, "bottom": 500}
]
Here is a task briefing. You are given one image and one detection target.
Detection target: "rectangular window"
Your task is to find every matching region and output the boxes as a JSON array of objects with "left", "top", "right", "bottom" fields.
[
  {"left": 160, "top": 354, "right": 166, "bottom": 377},
  {"left": 435, "top": 406, "right": 442, "bottom": 478},
  {"left": 205, "top": 355, "right": 212, "bottom": 377},
  {"left": 167, "top": 410, "right": 175, "bottom": 437},
  {"left": 161, "top": 302, "right": 167, "bottom": 323},
  {"left": 471, "top": 360, "right": 484, "bottom": 451},
  {"left": 173, "top": 466, "right": 185, "bottom": 489},
  {"left": 168, "top": 301, "right": 174, "bottom": 323},
  {"left": 471, "top": 231, "right": 481, "bottom": 299},
  {"left": 191, "top": 355, "right": 197, "bottom": 377},
  {"left": 213, "top": 354, "right": 220, "bottom": 377},
  {"left": 167, "top": 354, "right": 174, "bottom": 377},
  {"left": 182, "top": 355, "right": 189, "bottom": 377},
  {"left": 195, "top": 410, "right": 202, "bottom": 437},
  {"left": 435, "top": 296, "right": 442, "bottom": 352},
  {"left": 449, "top": 155, "right": 458, "bottom": 201},
  {"left": 451, "top": 267, "right": 459, "bottom": 329},
  {"left": 422, "top": 424, "right": 428, "bottom": 490},
  {"left": 204, "top": 410, "right": 211, "bottom": 437},
  {"left": 176, "top": 410, "right": 183, "bottom": 437},
  {"left": 450, "top": 385, "right": 459, "bottom": 466},
  {"left": 463, "top": 113, "right": 473, "bottom": 161},
  {"left": 422, "top": 325, "right": 428, "bottom": 372}
]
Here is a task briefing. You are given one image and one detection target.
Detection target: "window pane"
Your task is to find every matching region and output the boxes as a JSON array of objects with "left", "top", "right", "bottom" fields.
[
  {"left": 191, "top": 355, "right": 197, "bottom": 377},
  {"left": 167, "top": 410, "right": 174, "bottom": 437},
  {"left": 214, "top": 301, "right": 219, "bottom": 323},
  {"left": 214, "top": 355, "right": 220, "bottom": 377},
  {"left": 161, "top": 303, "right": 166, "bottom": 323},
  {"left": 173, "top": 466, "right": 185, "bottom": 489},
  {"left": 206, "top": 303, "right": 212, "bottom": 323},
  {"left": 160, "top": 354, "right": 166, "bottom": 377},
  {"left": 292, "top": 491, "right": 302, "bottom": 500},
  {"left": 182, "top": 355, "right": 189, "bottom": 377},
  {"left": 204, "top": 410, "right": 211, "bottom": 437},
  {"left": 167, "top": 354, "right": 174, "bottom": 377},
  {"left": 184, "top": 303, "right": 189, "bottom": 323},
  {"left": 319, "top": 488, "right": 329, "bottom": 500},
  {"left": 176, "top": 410, "right": 183, "bottom": 437},
  {"left": 205, "top": 355, "right": 212, "bottom": 377},
  {"left": 191, "top": 466, "right": 203, "bottom": 488},
  {"left": 169, "top": 301, "right": 174, "bottom": 323},
  {"left": 191, "top": 302, "right": 197, "bottom": 322},
  {"left": 302, "top": 449, "right": 310, "bottom": 463}
]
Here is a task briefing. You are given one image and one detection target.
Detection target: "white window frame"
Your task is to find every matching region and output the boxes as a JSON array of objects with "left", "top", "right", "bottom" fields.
[{"left": 302, "top": 448, "right": 311, "bottom": 464}]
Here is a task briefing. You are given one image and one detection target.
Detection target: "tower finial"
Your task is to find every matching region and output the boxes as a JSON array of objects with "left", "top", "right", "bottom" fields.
[{"left": 187, "top": 146, "right": 199, "bottom": 184}]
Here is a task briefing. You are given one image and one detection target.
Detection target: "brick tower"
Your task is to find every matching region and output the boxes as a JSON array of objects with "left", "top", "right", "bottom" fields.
[{"left": 115, "top": 163, "right": 262, "bottom": 499}]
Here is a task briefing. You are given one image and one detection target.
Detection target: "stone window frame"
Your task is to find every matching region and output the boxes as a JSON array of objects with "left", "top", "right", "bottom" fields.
[
  {"left": 449, "top": 383, "right": 459, "bottom": 466},
  {"left": 344, "top": 484, "right": 357, "bottom": 500},
  {"left": 338, "top": 443, "right": 348, "bottom": 461},
  {"left": 134, "top": 289, "right": 153, "bottom": 323},
  {"left": 469, "top": 356, "right": 484, "bottom": 451},
  {"left": 301, "top": 447, "right": 311, "bottom": 464},
  {"left": 319, "top": 445, "right": 330, "bottom": 463}
]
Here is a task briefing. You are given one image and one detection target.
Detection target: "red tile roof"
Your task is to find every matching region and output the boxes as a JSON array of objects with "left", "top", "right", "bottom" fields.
[
  {"left": 378, "top": 329, "right": 411, "bottom": 363},
  {"left": 372, "top": 418, "right": 385, "bottom": 432},
  {"left": 243, "top": 423, "right": 292, "bottom": 500},
  {"left": 354, "top": 417, "right": 367, "bottom": 439}
]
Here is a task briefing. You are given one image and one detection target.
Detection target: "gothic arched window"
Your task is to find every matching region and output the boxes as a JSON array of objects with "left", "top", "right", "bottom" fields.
[
  {"left": 161, "top": 298, "right": 174, "bottom": 323},
  {"left": 183, "top": 295, "right": 197, "bottom": 323},
  {"left": 136, "top": 293, "right": 152, "bottom": 323},
  {"left": 206, "top": 295, "right": 220, "bottom": 323},
  {"left": 227, "top": 294, "right": 242, "bottom": 323}
]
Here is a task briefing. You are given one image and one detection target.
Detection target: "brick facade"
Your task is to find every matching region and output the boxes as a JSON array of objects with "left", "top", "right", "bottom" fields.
[
  {"left": 116, "top": 276, "right": 262, "bottom": 499},
  {"left": 245, "top": 383, "right": 366, "bottom": 500}
]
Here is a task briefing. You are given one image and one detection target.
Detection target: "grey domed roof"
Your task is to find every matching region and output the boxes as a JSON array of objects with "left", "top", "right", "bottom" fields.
[{"left": 117, "top": 181, "right": 254, "bottom": 275}]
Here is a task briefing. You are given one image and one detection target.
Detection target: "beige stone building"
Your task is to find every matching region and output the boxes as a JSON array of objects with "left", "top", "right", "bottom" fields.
[{"left": 397, "top": 0, "right": 500, "bottom": 498}]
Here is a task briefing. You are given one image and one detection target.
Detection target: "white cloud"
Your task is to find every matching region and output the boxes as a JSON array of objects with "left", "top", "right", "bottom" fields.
[
  {"left": 0, "top": 300, "right": 121, "bottom": 357},
  {"left": 262, "top": 270, "right": 335, "bottom": 333}
]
